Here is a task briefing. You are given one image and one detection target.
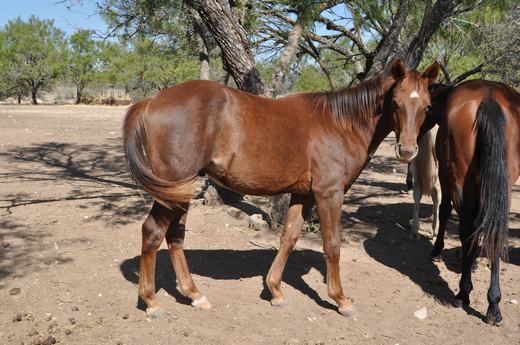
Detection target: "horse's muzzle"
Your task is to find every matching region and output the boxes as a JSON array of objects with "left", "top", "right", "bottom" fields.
[{"left": 395, "top": 143, "right": 418, "bottom": 163}]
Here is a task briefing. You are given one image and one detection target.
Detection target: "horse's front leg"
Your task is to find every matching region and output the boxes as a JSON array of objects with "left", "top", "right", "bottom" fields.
[
  {"left": 315, "top": 189, "right": 354, "bottom": 317},
  {"left": 266, "top": 194, "right": 313, "bottom": 306}
]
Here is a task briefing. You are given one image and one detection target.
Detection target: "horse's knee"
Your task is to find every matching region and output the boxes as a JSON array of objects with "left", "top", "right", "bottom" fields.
[
  {"left": 283, "top": 233, "right": 299, "bottom": 249},
  {"left": 323, "top": 240, "right": 341, "bottom": 262}
]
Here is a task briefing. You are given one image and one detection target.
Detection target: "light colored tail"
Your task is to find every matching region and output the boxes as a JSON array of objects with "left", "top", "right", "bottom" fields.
[{"left": 411, "top": 126, "right": 439, "bottom": 195}]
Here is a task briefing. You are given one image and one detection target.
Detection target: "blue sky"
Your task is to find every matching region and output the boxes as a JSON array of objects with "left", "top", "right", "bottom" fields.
[{"left": 0, "top": 1, "right": 108, "bottom": 35}]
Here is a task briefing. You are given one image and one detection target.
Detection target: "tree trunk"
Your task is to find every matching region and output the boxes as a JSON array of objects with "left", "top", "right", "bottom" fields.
[
  {"left": 192, "top": 12, "right": 211, "bottom": 80},
  {"left": 365, "top": 0, "right": 410, "bottom": 77},
  {"left": 190, "top": 0, "right": 265, "bottom": 95},
  {"left": 31, "top": 89, "right": 38, "bottom": 105},
  {"left": 401, "top": 0, "right": 461, "bottom": 68},
  {"left": 75, "top": 84, "right": 83, "bottom": 104},
  {"left": 220, "top": 70, "right": 230, "bottom": 85},
  {"left": 267, "top": 20, "right": 303, "bottom": 98},
  {"left": 17, "top": 94, "right": 21, "bottom": 104}
]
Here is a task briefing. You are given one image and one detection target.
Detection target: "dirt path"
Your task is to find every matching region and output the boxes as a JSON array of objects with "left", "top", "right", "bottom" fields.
[{"left": 0, "top": 105, "right": 519, "bottom": 345}]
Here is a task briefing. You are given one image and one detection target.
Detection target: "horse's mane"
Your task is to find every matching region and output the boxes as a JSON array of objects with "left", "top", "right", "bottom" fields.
[{"left": 301, "top": 75, "right": 384, "bottom": 129}]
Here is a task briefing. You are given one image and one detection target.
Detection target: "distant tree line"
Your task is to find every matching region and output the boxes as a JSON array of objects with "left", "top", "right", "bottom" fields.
[
  {"left": 0, "top": 16, "right": 202, "bottom": 104},
  {"left": 1, "top": 1, "right": 518, "bottom": 106}
]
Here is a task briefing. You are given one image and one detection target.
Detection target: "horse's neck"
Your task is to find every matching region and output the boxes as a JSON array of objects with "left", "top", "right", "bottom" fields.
[
  {"left": 364, "top": 79, "right": 396, "bottom": 156},
  {"left": 366, "top": 111, "right": 393, "bottom": 156},
  {"left": 334, "top": 75, "right": 394, "bottom": 157},
  {"left": 430, "top": 86, "right": 454, "bottom": 125}
]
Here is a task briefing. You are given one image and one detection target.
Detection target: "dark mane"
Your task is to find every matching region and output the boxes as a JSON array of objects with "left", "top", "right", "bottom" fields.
[{"left": 304, "top": 75, "right": 384, "bottom": 129}]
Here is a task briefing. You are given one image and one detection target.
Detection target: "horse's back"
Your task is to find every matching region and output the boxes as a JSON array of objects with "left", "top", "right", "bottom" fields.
[
  {"left": 143, "top": 80, "right": 323, "bottom": 195},
  {"left": 444, "top": 80, "right": 520, "bottom": 183}
]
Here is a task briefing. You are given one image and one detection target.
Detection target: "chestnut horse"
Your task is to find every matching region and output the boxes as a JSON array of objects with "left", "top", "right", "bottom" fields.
[
  {"left": 123, "top": 60, "right": 440, "bottom": 318},
  {"left": 428, "top": 80, "right": 520, "bottom": 325}
]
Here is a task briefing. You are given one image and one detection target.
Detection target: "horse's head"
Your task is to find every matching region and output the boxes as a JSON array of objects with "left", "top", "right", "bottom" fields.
[{"left": 387, "top": 60, "right": 440, "bottom": 162}]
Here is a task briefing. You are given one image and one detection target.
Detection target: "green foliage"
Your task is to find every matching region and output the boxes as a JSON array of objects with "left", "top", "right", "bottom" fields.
[
  {"left": 0, "top": 16, "right": 67, "bottom": 103},
  {"left": 105, "top": 37, "right": 199, "bottom": 100},
  {"left": 68, "top": 29, "right": 100, "bottom": 102},
  {"left": 423, "top": 1, "right": 519, "bottom": 86},
  {"left": 293, "top": 65, "right": 330, "bottom": 93}
]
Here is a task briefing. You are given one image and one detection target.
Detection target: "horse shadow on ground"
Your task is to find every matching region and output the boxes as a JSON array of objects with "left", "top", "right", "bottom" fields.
[
  {"left": 351, "top": 202, "right": 459, "bottom": 303},
  {"left": 353, "top": 201, "right": 520, "bottom": 320},
  {"left": 120, "top": 248, "right": 334, "bottom": 312}
]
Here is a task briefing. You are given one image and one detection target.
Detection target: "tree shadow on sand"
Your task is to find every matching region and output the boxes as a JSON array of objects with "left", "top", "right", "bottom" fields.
[
  {"left": 120, "top": 248, "right": 335, "bottom": 311},
  {"left": 0, "top": 140, "right": 152, "bottom": 225}
]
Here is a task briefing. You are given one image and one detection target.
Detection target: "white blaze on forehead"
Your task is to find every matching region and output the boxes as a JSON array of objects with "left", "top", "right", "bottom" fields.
[{"left": 410, "top": 90, "right": 420, "bottom": 98}]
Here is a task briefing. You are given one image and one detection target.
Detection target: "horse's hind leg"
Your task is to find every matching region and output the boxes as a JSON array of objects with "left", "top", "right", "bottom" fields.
[
  {"left": 139, "top": 201, "right": 174, "bottom": 318},
  {"left": 431, "top": 170, "right": 452, "bottom": 261},
  {"left": 165, "top": 203, "right": 211, "bottom": 310},
  {"left": 453, "top": 190, "right": 478, "bottom": 307},
  {"left": 266, "top": 194, "right": 313, "bottom": 306},
  {"left": 484, "top": 256, "right": 502, "bottom": 325},
  {"left": 430, "top": 182, "right": 440, "bottom": 239},
  {"left": 410, "top": 182, "right": 422, "bottom": 240}
]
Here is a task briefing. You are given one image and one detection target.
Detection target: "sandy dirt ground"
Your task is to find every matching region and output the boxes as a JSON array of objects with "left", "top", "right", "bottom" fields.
[{"left": 0, "top": 104, "right": 519, "bottom": 345}]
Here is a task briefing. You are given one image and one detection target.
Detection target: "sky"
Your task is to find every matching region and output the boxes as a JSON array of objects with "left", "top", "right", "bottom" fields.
[{"left": 0, "top": 0, "right": 109, "bottom": 35}]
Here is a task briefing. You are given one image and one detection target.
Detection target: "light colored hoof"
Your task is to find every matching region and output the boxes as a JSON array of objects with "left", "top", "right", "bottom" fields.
[
  {"left": 146, "top": 307, "right": 165, "bottom": 319},
  {"left": 338, "top": 305, "right": 355, "bottom": 317},
  {"left": 270, "top": 297, "right": 288, "bottom": 308},
  {"left": 191, "top": 296, "right": 212, "bottom": 310}
]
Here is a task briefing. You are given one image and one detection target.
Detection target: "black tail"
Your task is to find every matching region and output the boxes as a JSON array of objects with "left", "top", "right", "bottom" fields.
[{"left": 473, "top": 98, "right": 509, "bottom": 260}]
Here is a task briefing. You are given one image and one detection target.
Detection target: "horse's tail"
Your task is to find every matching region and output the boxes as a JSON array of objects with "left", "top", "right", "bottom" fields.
[
  {"left": 473, "top": 98, "right": 509, "bottom": 260},
  {"left": 123, "top": 99, "right": 198, "bottom": 209}
]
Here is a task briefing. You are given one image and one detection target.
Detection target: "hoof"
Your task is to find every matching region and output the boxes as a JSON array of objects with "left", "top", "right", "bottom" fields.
[
  {"left": 430, "top": 250, "right": 442, "bottom": 262},
  {"left": 484, "top": 314, "right": 503, "bottom": 326},
  {"left": 146, "top": 307, "right": 165, "bottom": 319},
  {"left": 191, "top": 296, "right": 212, "bottom": 310},
  {"left": 451, "top": 298, "right": 463, "bottom": 308},
  {"left": 270, "top": 297, "right": 288, "bottom": 308},
  {"left": 338, "top": 306, "right": 355, "bottom": 318},
  {"left": 452, "top": 295, "right": 469, "bottom": 308}
]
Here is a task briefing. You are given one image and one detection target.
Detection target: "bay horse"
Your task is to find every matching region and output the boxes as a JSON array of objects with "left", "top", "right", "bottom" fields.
[
  {"left": 427, "top": 80, "right": 520, "bottom": 325},
  {"left": 123, "top": 60, "right": 440, "bottom": 318},
  {"left": 409, "top": 125, "right": 440, "bottom": 240}
]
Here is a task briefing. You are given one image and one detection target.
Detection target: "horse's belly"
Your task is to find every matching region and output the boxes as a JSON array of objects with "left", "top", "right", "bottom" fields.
[{"left": 205, "top": 155, "right": 311, "bottom": 195}]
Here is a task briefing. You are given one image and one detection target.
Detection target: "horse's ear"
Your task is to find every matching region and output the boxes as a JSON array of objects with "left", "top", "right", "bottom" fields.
[
  {"left": 391, "top": 59, "right": 406, "bottom": 79},
  {"left": 422, "top": 62, "right": 440, "bottom": 84}
]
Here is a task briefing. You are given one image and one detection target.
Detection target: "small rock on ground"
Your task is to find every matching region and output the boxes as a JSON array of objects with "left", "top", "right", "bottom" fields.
[{"left": 413, "top": 307, "right": 428, "bottom": 320}]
